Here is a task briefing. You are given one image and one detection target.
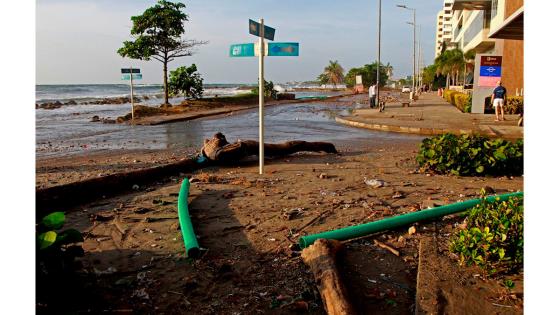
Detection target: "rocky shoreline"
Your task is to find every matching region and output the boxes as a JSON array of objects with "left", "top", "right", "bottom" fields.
[{"left": 36, "top": 95, "right": 152, "bottom": 109}]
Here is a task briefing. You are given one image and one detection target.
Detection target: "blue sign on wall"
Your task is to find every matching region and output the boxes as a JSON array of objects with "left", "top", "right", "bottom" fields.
[
  {"left": 480, "top": 66, "right": 502, "bottom": 77},
  {"left": 267, "top": 42, "right": 299, "bottom": 56}
]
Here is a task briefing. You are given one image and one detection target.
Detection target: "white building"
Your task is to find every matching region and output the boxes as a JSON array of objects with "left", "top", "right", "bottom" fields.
[{"left": 434, "top": 0, "right": 455, "bottom": 58}]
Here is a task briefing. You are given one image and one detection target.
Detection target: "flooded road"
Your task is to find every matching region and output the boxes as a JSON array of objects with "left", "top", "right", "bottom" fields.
[{"left": 36, "top": 96, "right": 423, "bottom": 158}]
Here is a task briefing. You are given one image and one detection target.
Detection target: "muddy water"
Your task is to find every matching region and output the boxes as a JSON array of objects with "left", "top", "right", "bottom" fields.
[{"left": 36, "top": 98, "right": 423, "bottom": 158}]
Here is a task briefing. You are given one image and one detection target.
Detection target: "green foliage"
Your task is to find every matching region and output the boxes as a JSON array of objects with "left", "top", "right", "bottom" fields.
[
  {"left": 443, "top": 89, "right": 459, "bottom": 105},
  {"left": 317, "top": 73, "right": 329, "bottom": 85},
  {"left": 505, "top": 96, "right": 523, "bottom": 114},
  {"left": 453, "top": 93, "right": 471, "bottom": 113},
  {"left": 422, "top": 64, "right": 437, "bottom": 87},
  {"left": 417, "top": 133, "right": 523, "bottom": 176},
  {"left": 37, "top": 212, "right": 85, "bottom": 308},
  {"left": 37, "top": 212, "right": 83, "bottom": 251},
  {"left": 251, "top": 80, "right": 277, "bottom": 99},
  {"left": 344, "top": 62, "right": 389, "bottom": 88},
  {"left": 319, "top": 60, "right": 345, "bottom": 88},
  {"left": 117, "top": 0, "right": 206, "bottom": 103},
  {"left": 449, "top": 196, "right": 523, "bottom": 274},
  {"left": 169, "top": 64, "right": 204, "bottom": 99},
  {"left": 42, "top": 212, "right": 65, "bottom": 230}
]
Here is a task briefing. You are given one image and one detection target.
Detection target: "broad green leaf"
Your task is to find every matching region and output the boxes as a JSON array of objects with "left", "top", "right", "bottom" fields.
[
  {"left": 38, "top": 231, "right": 57, "bottom": 249},
  {"left": 476, "top": 165, "right": 484, "bottom": 173},
  {"left": 42, "top": 212, "right": 65, "bottom": 230},
  {"left": 56, "top": 229, "right": 84, "bottom": 245},
  {"left": 498, "top": 248, "right": 505, "bottom": 259}
]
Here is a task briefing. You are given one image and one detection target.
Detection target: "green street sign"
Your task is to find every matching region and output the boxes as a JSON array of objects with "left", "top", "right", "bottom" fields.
[
  {"left": 267, "top": 42, "right": 299, "bottom": 56},
  {"left": 121, "top": 68, "right": 140, "bottom": 74},
  {"left": 230, "top": 43, "right": 256, "bottom": 57},
  {"left": 121, "top": 74, "right": 142, "bottom": 80},
  {"left": 249, "top": 19, "right": 275, "bottom": 41}
]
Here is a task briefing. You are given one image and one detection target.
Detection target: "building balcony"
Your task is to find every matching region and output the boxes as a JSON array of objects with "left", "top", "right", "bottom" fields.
[{"left": 452, "top": 0, "right": 491, "bottom": 10}]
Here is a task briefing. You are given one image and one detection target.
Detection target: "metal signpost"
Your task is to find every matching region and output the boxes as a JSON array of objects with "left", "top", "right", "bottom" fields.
[
  {"left": 230, "top": 19, "right": 299, "bottom": 175},
  {"left": 121, "top": 68, "right": 142, "bottom": 120}
]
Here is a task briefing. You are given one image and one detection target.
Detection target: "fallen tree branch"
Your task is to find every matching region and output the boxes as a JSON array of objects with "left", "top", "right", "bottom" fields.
[
  {"left": 301, "top": 239, "right": 356, "bottom": 315},
  {"left": 201, "top": 132, "right": 337, "bottom": 162}
]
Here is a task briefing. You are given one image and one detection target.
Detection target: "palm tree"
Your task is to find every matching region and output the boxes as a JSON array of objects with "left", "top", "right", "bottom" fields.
[
  {"left": 435, "top": 49, "right": 466, "bottom": 88},
  {"left": 385, "top": 62, "right": 394, "bottom": 80},
  {"left": 463, "top": 49, "right": 476, "bottom": 85},
  {"left": 322, "top": 60, "right": 345, "bottom": 89}
]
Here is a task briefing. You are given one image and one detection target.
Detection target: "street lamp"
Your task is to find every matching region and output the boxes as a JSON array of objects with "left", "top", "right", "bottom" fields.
[
  {"left": 397, "top": 4, "right": 416, "bottom": 99},
  {"left": 376, "top": 0, "right": 381, "bottom": 109}
]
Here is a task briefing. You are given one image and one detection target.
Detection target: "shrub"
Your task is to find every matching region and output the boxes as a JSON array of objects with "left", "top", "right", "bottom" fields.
[
  {"left": 169, "top": 64, "right": 204, "bottom": 100},
  {"left": 37, "top": 212, "right": 84, "bottom": 306},
  {"left": 443, "top": 90, "right": 459, "bottom": 105},
  {"left": 416, "top": 133, "right": 523, "bottom": 176},
  {"left": 505, "top": 96, "right": 523, "bottom": 114},
  {"left": 453, "top": 93, "right": 471, "bottom": 113},
  {"left": 449, "top": 195, "right": 523, "bottom": 274}
]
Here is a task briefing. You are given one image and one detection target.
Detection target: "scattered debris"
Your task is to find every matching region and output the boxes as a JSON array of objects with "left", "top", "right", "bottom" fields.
[
  {"left": 373, "top": 239, "right": 400, "bottom": 256},
  {"left": 408, "top": 226, "right": 416, "bottom": 235},
  {"left": 365, "top": 178, "right": 385, "bottom": 188},
  {"left": 281, "top": 207, "right": 305, "bottom": 220}
]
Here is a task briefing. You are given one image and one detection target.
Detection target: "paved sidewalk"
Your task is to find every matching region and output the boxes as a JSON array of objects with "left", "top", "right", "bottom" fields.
[{"left": 336, "top": 92, "right": 523, "bottom": 140}]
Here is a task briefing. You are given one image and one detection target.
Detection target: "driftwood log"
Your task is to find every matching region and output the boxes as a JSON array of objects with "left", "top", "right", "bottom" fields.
[
  {"left": 201, "top": 133, "right": 337, "bottom": 162},
  {"left": 301, "top": 239, "right": 356, "bottom": 315}
]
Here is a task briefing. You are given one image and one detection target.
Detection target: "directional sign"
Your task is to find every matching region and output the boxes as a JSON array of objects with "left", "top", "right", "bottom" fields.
[
  {"left": 121, "top": 68, "right": 141, "bottom": 74},
  {"left": 121, "top": 74, "right": 142, "bottom": 80},
  {"left": 267, "top": 42, "right": 299, "bottom": 56},
  {"left": 230, "top": 43, "right": 257, "bottom": 57},
  {"left": 249, "top": 19, "right": 275, "bottom": 41}
]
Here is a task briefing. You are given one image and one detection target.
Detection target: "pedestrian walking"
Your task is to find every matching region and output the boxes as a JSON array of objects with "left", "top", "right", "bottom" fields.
[
  {"left": 491, "top": 81, "right": 507, "bottom": 121},
  {"left": 369, "top": 83, "right": 377, "bottom": 109}
]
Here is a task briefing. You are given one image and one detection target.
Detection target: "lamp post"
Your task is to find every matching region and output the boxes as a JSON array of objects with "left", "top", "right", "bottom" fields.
[
  {"left": 377, "top": 0, "right": 382, "bottom": 108},
  {"left": 397, "top": 4, "right": 416, "bottom": 99}
]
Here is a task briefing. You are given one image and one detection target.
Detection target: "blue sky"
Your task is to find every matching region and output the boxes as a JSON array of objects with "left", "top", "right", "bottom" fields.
[{"left": 36, "top": 0, "right": 443, "bottom": 84}]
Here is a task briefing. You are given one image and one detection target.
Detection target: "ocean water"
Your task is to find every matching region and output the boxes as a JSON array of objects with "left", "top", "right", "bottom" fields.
[
  {"left": 35, "top": 83, "right": 254, "bottom": 104},
  {"left": 35, "top": 84, "right": 354, "bottom": 158}
]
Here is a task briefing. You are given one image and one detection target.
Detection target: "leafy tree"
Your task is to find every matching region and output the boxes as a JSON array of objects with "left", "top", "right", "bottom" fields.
[
  {"left": 344, "top": 62, "right": 388, "bottom": 88},
  {"left": 117, "top": 0, "right": 207, "bottom": 106},
  {"left": 422, "top": 64, "right": 438, "bottom": 90},
  {"left": 169, "top": 64, "right": 204, "bottom": 99},
  {"left": 317, "top": 73, "right": 329, "bottom": 85},
  {"left": 251, "top": 79, "right": 277, "bottom": 99},
  {"left": 320, "top": 60, "right": 345, "bottom": 89}
]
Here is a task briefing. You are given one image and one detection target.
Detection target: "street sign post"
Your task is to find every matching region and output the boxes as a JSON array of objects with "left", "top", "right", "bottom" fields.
[
  {"left": 121, "top": 68, "right": 141, "bottom": 120},
  {"left": 229, "top": 43, "right": 257, "bottom": 57},
  {"left": 249, "top": 19, "right": 275, "bottom": 41},
  {"left": 267, "top": 42, "right": 299, "bottom": 56},
  {"left": 229, "top": 20, "right": 299, "bottom": 175}
]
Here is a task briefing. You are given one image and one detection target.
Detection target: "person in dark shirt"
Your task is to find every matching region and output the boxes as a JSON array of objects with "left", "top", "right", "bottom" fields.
[{"left": 491, "top": 81, "right": 507, "bottom": 121}]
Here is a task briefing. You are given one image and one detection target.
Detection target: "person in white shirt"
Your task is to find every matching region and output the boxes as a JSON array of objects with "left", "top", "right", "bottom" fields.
[{"left": 369, "top": 84, "right": 377, "bottom": 109}]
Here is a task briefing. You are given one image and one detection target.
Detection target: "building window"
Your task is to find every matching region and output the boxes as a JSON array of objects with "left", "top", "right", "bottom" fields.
[{"left": 491, "top": 0, "right": 498, "bottom": 20}]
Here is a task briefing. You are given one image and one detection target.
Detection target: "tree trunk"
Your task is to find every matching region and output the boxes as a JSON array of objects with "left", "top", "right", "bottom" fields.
[
  {"left": 301, "top": 239, "right": 356, "bottom": 315},
  {"left": 163, "top": 56, "right": 169, "bottom": 106},
  {"left": 200, "top": 133, "right": 337, "bottom": 163}
]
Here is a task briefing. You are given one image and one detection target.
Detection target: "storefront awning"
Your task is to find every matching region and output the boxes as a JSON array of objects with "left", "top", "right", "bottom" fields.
[
  {"left": 452, "top": 0, "right": 491, "bottom": 11},
  {"left": 488, "top": 6, "right": 523, "bottom": 40}
]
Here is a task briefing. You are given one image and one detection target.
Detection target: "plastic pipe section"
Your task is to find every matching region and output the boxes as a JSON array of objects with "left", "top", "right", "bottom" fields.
[
  {"left": 178, "top": 179, "right": 200, "bottom": 258},
  {"left": 299, "top": 192, "right": 523, "bottom": 249}
]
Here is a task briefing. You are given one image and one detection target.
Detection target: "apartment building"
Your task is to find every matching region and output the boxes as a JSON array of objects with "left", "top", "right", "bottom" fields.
[
  {"left": 449, "top": 0, "right": 523, "bottom": 90},
  {"left": 434, "top": 0, "right": 454, "bottom": 58}
]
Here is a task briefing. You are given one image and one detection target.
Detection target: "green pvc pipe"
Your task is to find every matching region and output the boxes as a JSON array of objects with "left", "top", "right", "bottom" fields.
[
  {"left": 178, "top": 179, "right": 200, "bottom": 258},
  {"left": 299, "top": 191, "right": 523, "bottom": 249}
]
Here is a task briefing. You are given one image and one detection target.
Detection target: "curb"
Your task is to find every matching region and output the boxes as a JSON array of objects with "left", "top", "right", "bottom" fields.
[
  {"left": 335, "top": 116, "right": 522, "bottom": 140},
  {"left": 36, "top": 158, "right": 207, "bottom": 217}
]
